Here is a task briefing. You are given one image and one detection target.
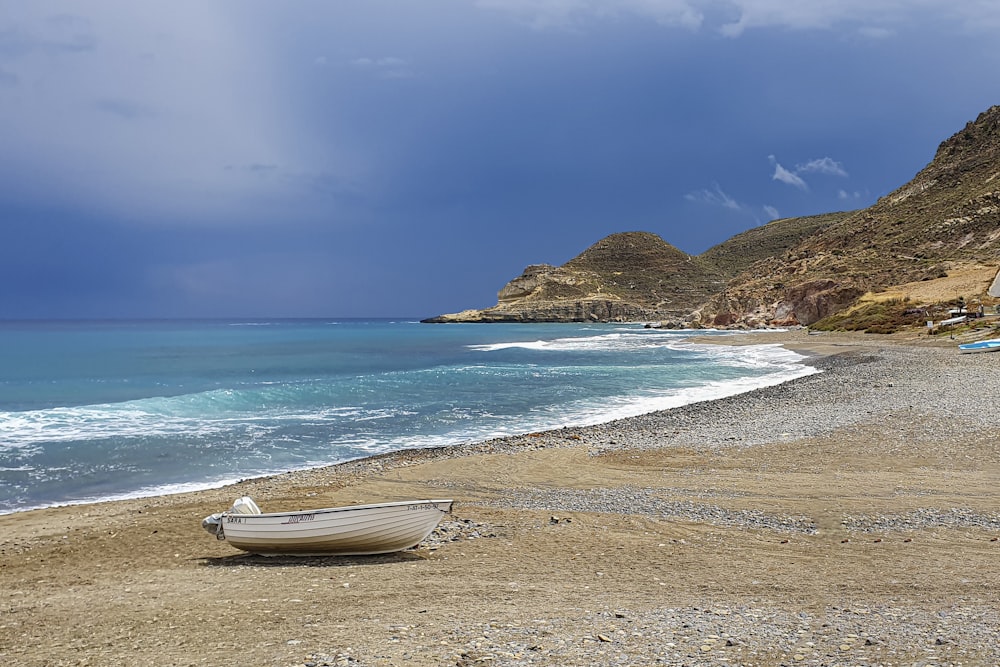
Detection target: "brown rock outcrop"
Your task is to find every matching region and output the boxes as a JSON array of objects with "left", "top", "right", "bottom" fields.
[{"left": 423, "top": 232, "right": 725, "bottom": 323}]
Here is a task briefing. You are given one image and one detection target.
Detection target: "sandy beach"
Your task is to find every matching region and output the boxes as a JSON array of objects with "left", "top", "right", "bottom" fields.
[{"left": 2, "top": 330, "right": 999, "bottom": 666}]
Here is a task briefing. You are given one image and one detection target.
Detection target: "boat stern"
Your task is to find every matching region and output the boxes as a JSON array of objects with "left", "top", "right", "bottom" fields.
[{"left": 201, "top": 512, "right": 225, "bottom": 538}]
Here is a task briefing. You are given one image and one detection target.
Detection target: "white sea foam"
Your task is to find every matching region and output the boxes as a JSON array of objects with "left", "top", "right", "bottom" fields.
[
  {"left": 467, "top": 330, "right": 695, "bottom": 353},
  {"left": 343, "top": 344, "right": 817, "bottom": 451},
  {"left": 518, "top": 366, "right": 812, "bottom": 433},
  {"left": 0, "top": 475, "right": 251, "bottom": 516},
  {"left": 562, "top": 362, "right": 818, "bottom": 426},
  {"left": 0, "top": 340, "right": 809, "bottom": 455},
  {"left": 0, "top": 355, "right": 815, "bottom": 514},
  {"left": 0, "top": 449, "right": 406, "bottom": 516},
  {"left": 674, "top": 341, "right": 809, "bottom": 370},
  {"left": 0, "top": 399, "right": 395, "bottom": 451},
  {"left": 0, "top": 405, "right": 227, "bottom": 449}
]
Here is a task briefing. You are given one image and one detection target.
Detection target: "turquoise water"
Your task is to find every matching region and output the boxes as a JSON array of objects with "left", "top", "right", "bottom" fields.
[{"left": 0, "top": 319, "right": 815, "bottom": 514}]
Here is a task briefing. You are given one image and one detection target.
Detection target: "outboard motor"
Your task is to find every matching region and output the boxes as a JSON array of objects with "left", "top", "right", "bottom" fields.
[
  {"left": 201, "top": 512, "right": 224, "bottom": 538},
  {"left": 201, "top": 497, "right": 261, "bottom": 539},
  {"left": 230, "top": 496, "right": 262, "bottom": 514}
]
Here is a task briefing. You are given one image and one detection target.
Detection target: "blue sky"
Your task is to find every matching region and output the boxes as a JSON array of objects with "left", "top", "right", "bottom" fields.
[{"left": 1, "top": 1, "right": 997, "bottom": 319}]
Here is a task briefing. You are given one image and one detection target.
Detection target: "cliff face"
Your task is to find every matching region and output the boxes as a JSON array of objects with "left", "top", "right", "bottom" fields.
[{"left": 425, "top": 106, "right": 1000, "bottom": 327}]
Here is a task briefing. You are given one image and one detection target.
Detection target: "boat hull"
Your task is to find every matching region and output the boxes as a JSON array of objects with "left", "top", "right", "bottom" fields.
[
  {"left": 958, "top": 339, "right": 1000, "bottom": 354},
  {"left": 213, "top": 499, "right": 453, "bottom": 556}
]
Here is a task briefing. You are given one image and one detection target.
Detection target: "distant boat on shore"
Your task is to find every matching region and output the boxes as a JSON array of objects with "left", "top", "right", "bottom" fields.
[
  {"left": 958, "top": 338, "right": 1000, "bottom": 354},
  {"left": 202, "top": 497, "right": 453, "bottom": 556}
]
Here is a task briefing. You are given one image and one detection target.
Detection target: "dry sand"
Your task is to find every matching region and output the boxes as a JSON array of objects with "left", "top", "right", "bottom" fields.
[{"left": 2, "top": 329, "right": 999, "bottom": 666}]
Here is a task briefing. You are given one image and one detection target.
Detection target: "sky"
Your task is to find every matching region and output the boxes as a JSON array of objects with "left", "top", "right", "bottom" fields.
[{"left": 1, "top": 1, "right": 998, "bottom": 319}]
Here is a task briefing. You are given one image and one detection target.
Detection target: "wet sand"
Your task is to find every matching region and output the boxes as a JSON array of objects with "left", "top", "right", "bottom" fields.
[{"left": 2, "top": 330, "right": 999, "bottom": 666}]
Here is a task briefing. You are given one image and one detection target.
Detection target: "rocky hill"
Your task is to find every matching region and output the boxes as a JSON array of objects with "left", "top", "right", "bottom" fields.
[
  {"left": 424, "top": 105, "right": 1000, "bottom": 327},
  {"left": 694, "top": 105, "right": 1000, "bottom": 328},
  {"left": 698, "top": 211, "right": 856, "bottom": 278},
  {"left": 422, "top": 232, "right": 726, "bottom": 323},
  {"left": 423, "top": 213, "right": 854, "bottom": 324}
]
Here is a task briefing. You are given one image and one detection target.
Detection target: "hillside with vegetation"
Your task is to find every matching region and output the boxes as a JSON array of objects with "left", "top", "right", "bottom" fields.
[{"left": 698, "top": 211, "right": 856, "bottom": 278}]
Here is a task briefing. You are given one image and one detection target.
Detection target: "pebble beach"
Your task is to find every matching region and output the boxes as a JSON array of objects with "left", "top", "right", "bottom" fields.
[{"left": 2, "top": 330, "right": 999, "bottom": 666}]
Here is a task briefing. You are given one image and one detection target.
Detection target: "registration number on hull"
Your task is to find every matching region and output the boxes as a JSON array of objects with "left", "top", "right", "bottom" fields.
[{"left": 408, "top": 503, "right": 439, "bottom": 511}]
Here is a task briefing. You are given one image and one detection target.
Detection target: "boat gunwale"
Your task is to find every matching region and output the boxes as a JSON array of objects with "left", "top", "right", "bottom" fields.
[{"left": 221, "top": 498, "right": 453, "bottom": 521}]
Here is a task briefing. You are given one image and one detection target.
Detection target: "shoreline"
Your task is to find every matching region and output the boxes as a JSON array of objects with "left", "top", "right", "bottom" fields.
[
  {"left": 4, "top": 330, "right": 1000, "bottom": 666},
  {"left": 0, "top": 330, "right": 817, "bottom": 517}
]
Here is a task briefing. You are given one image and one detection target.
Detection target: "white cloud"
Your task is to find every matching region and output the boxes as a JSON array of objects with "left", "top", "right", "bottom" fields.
[
  {"left": 797, "top": 157, "right": 848, "bottom": 177},
  {"left": 476, "top": 0, "right": 704, "bottom": 31},
  {"left": 763, "top": 205, "right": 780, "bottom": 220},
  {"left": 770, "top": 155, "right": 848, "bottom": 190},
  {"left": 478, "top": 0, "right": 1000, "bottom": 36},
  {"left": 718, "top": 0, "right": 880, "bottom": 37},
  {"left": 771, "top": 162, "right": 808, "bottom": 190},
  {"left": 717, "top": 0, "right": 1000, "bottom": 37},
  {"left": 685, "top": 182, "right": 742, "bottom": 210}
]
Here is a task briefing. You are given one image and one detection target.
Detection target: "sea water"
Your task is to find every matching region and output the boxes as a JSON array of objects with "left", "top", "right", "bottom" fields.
[{"left": 0, "top": 319, "right": 816, "bottom": 514}]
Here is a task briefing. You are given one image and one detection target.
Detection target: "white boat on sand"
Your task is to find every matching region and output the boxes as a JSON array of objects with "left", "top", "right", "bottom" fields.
[
  {"left": 202, "top": 497, "right": 453, "bottom": 556},
  {"left": 958, "top": 338, "right": 1000, "bottom": 354}
]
